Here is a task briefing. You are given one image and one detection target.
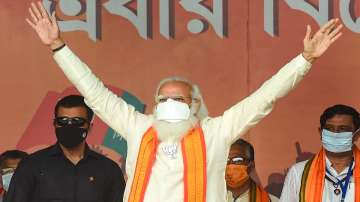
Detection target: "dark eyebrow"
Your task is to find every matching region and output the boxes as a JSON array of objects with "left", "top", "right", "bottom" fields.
[
  {"left": 323, "top": 124, "right": 354, "bottom": 131},
  {"left": 339, "top": 125, "right": 354, "bottom": 129}
]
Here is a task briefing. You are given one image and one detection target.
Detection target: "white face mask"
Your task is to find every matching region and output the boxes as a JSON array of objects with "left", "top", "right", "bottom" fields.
[
  {"left": 2, "top": 172, "right": 14, "bottom": 192},
  {"left": 155, "top": 99, "right": 190, "bottom": 123}
]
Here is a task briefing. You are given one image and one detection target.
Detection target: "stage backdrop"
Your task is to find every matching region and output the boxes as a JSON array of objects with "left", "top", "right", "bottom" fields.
[{"left": 1, "top": 0, "right": 360, "bottom": 196}]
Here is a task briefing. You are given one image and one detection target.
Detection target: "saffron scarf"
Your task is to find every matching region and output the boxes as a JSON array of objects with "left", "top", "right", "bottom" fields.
[
  {"left": 128, "top": 127, "right": 207, "bottom": 202},
  {"left": 249, "top": 180, "right": 271, "bottom": 202},
  {"left": 299, "top": 148, "right": 360, "bottom": 202}
]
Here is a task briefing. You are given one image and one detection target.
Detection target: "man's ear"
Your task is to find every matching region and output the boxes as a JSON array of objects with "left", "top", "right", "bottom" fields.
[
  {"left": 52, "top": 118, "right": 57, "bottom": 127},
  {"left": 190, "top": 98, "right": 200, "bottom": 114},
  {"left": 248, "top": 162, "right": 255, "bottom": 173},
  {"left": 87, "top": 114, "right": 96, "bottom": 133},
  {"left": 318, "top": 127, "right": 322, "bottom": 140},
  {"left": 352, "top": 128, "right": 360, "bottom": 143},
  {"left": 87, "top": 123, "right": 93, "bottom": 133},
  {"left": 193, "top": 98, "right": 200, "bottom": 104}
]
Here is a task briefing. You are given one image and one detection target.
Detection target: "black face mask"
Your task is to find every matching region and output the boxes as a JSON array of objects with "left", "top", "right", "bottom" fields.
[{"left": 55, "top": 126, "right": 88, "bottom": 148}]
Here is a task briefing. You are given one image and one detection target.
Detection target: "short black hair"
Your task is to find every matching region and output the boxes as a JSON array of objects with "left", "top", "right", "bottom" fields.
[
  {"left": 0, "top": 150, "right": 28, "bottom": 169},
  {"left": 54, "top": 95, "right": 94, "bottom": 121},
  {"left": 320, "top": 104, "right": 360, "bottom": 130},
  {"left": 231, "top": 139, "right": 255, "bottom": 161}
]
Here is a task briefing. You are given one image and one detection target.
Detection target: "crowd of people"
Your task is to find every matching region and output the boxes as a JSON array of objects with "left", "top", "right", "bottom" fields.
[
  {"left": 1, "top": 1, "right": 355, "bottom": 202},
  {"left": 2, "top": 102, "right": 360, "bottom": 202}
]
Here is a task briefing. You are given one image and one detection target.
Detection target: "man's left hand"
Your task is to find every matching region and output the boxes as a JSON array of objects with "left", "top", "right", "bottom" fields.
[{"left": 302, "top": 19, "right": 343, "bottom": 63}]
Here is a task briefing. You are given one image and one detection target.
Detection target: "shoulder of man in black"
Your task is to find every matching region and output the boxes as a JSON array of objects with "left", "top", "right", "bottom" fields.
[
  {"left": 86, "top": 146, "right": 126, "bottom": 200},
  {"left": 86, "top": 147, "right": 123, "bottom": 169},
  {"left": 86, "top": 146, "right": 125, "bottom": 180},
  {"left": 16, "top": 144, "right": 124, "bottom": 174},
  {"left": 5, "top": 144, "right": 126, "bottom": 202},
  {"left": 21, "top": 144, "right": 125, "bottom": 177}
]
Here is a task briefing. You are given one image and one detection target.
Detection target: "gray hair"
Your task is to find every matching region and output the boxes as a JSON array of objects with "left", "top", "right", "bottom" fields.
[{"left": 155, "top": 76, "right": 209, "bottom": 120}]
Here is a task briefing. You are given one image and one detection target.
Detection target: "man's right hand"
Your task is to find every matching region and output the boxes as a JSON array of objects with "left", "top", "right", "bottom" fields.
[{"left": 26, "top": 1, "right": 64, "bottom": 50}]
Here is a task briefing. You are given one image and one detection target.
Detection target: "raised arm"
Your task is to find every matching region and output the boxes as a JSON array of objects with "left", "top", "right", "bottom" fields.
[
  {"left": 203, "top": 19, "right": 343, "bottom": 144},
  {"left": 26, "top": 2, "right": 151, "bottom": 140}
]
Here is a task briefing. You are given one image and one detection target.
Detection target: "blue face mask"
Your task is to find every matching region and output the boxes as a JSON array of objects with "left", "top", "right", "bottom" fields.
[{"left": 322, "top": 129, "right": 353, "bottom": 153}]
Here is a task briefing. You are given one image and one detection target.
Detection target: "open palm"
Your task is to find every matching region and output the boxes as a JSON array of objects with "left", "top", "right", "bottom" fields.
[
  {"left": 303, "top": 19, "right": 343, "bottom": 62},
  {"left": 26, "top": 2, "right": 60, "bottom": 46}
]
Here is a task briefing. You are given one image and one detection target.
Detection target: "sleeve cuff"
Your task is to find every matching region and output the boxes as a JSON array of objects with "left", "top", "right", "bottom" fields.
[{"left": 295, "top": 53, "right": 312, "bottom": 75}]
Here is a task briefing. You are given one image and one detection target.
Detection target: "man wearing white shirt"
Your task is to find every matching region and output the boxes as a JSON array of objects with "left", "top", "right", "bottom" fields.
[
  {"left": 26, "top": 2, "right": 343, "bottom": 202},
  {"left": 280, "top": 104, "right": 360, "bottom": 202}
]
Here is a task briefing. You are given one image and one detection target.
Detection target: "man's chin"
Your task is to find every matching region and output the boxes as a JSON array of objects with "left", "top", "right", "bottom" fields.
[
  {"left": 325, "top": 149, "right": 353, "bottom": 157},
  {"left": 153, "top": 118, "right": 197, "bottom": 142},
  {"left": 226, "top": 181, "right": 243, "bottom": 189}
]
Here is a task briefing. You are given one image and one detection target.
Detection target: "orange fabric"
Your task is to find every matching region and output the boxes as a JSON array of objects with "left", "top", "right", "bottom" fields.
[
  {"left": 353, "top": 148, "right": 360, "bottom": 201},
  {"left": 301, "top": 148, "right": 360, "bottom": 202},
  {"left": 128, "top": 127, "right": 158, "bottom": 202},
  {"left": 254, "top": 185, "right": 270, "bottom": 202},
  {"left": 303, "top": 148, "right": 326, "bottom": 202},
  {"left": 128, "top": 127, "right": 207, "bottom": 202},
  {"left": 181, "top": 128, "right": 207, "bottom": 202},
  {"left": 250, "top": 180, "right": 270, "bottom": 202}
]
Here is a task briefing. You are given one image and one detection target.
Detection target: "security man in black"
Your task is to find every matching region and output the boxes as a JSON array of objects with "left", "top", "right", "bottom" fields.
[{"left": 5, "top": 95, "right": 126, "bottom": 202}]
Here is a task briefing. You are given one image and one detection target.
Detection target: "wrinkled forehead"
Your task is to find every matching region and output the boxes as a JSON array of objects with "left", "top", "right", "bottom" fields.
[{"left": 158, "top": 81, "right": 192, "bottom": 97}]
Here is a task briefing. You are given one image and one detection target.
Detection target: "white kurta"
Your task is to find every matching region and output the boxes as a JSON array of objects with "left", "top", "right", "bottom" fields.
[
  {"left": 53, "top": 46, "right": 311, "bottom": 202},
  {"left": 280, "top": 157, "right": 355, "bottom": 202}
]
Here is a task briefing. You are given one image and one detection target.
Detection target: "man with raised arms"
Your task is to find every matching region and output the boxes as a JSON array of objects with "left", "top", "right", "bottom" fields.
[{"left": 26, "top": 2, "right": 343, "bottom": 201}]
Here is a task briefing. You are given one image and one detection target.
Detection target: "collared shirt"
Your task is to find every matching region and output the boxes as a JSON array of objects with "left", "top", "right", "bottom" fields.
[
  {"left": 53, "top": 46, "right": 311, "bottom": 202},
  {"left": 4, "top": 144, "right": 125, "bottom": 202},
  {"left": 227, "top": 190, "right": 252, "bottom": 202},
  {"left": 280, "top": 157, "right": 355, "bottom": 202}
]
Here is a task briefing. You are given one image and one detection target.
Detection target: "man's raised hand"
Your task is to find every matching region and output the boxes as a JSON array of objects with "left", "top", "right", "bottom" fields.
[
  {"left": 302, "top": 19, "right": 343, "bottom": 63},
  {"left": 26, "top": 1, "right": 64, "bottom": 50}
]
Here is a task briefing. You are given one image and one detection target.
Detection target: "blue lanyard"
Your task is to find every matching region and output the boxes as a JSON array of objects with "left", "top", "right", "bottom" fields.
[{"left": 325, "top": 159, "right": 354, "bottom": 202}]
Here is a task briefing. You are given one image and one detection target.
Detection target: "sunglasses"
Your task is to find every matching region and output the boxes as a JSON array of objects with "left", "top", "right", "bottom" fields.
[{"left": 54, "top": 117, "right": 89, "bottom": 127}]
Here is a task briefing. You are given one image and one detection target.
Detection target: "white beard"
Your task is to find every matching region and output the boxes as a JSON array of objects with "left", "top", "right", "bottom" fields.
[{"left": 153, "top": 116, "right": 199, "bottom": 143}]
